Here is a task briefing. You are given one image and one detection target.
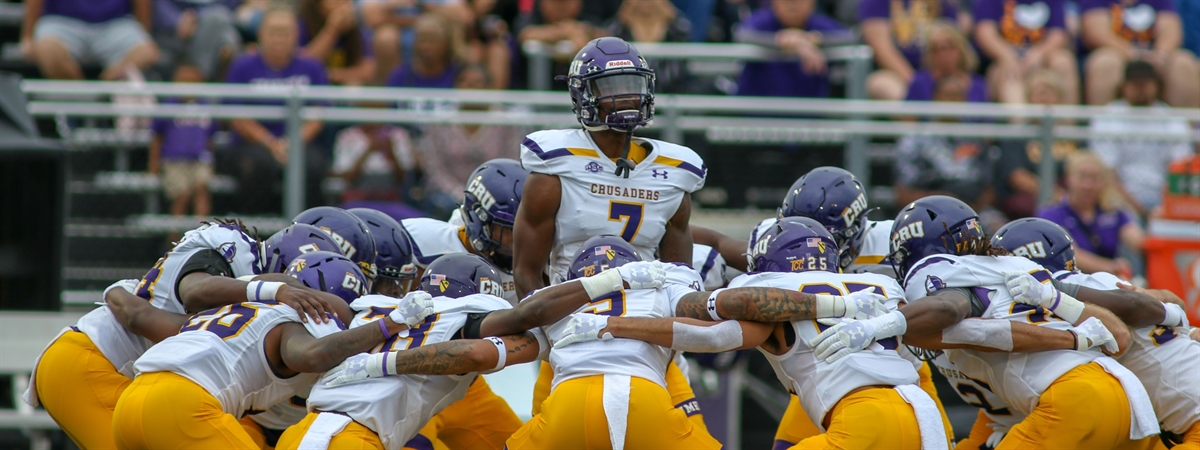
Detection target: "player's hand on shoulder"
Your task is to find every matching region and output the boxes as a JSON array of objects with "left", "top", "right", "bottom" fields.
[
  {"left": 841, "top": 287, "right": 889, "bottom": 320},
  {"left": 552, "top": 314, "right": 613, "bottom": 349},
  {"left": 276, "top": 284, "right": 336, "bottom": 323},
  {"left": 617, "top": 260, "right": 667, "bottom": 290},
  {"left": 1004, "top": 271, "right": 1056, "bottom": 308},
  {"left": 324, "top": 352, "right": 390, "bottom": 387},
  {"left": 391, "top": 291, "right": 435, "bottom": 328},
  {"left": 1069, "top": 317, "right": 1120, "bottom": 355}
]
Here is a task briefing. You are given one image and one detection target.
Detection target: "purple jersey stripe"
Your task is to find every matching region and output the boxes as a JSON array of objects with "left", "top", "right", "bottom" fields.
[
  {"left": 537, "top": 148, "right": 576, "bottom": 160},
  {"left": 522, "top": 137, "right": 545, "bottom": 156},
  {"left": 971, "top": 287, "right": 994, "bottom": 311},
  {"left": 1030, "top": 269, "right": 1053, "bottom": 284},
  {"left": 1054, "top": 271, "right": 1076, "bottom": 281},
  {"left": 677, "top": 161, "right": 707, "bottom": 179},
  {"left": 902, "top": 256, "right": 956, "bottom": 288},
  {"left": 699, "top": 247, "right": 720, "bottom": 282}
]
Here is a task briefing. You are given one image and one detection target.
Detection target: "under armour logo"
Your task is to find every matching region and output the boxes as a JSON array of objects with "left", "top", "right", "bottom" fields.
[{"left": 652, "top": 170, "right": 668, "bottom": 179}]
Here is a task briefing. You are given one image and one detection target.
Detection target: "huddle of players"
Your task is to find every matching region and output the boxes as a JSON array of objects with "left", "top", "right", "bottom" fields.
[{"left": 22, "top": 34, "right": 1199, "bottom": 450}]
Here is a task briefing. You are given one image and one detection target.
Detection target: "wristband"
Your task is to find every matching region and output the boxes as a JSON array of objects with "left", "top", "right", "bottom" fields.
[
  {"left": 672, "top": 320, "right": 743, "bottom": 352},
  {"left": 246, "top": 281, "right": 285, "bottom": 302},
  {"left": 379, "top": 352, "right": 392, "bottom": 377},
  {"left": 706, "top": 289, "right": 725, "bottom": 321},
  {"left": 1047, "top": 291, "right": 1085, "bottom": 324},
  {"left": 870, "top": 310, "right": 908, "bottom": 338},
  {"left": 814, "top": 294, "right": 843, "bottom": 318},
  {"left": 485, "top": 337, "right": 507, "bottom": 372},
  {"left": 579, "top": 269, "right": 623, "bottom": 299},
  {"left": 1067, "top": 329, "right": 1084, "bottom": 351},
  {"left": 1161, "top": 303, "right": 1185, "bottom": 328},
  {"left": 378, "top": 318, "right": 392, "bottom": 340}
]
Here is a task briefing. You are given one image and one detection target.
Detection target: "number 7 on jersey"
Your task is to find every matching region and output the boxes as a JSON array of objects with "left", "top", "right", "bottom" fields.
[{"left": 608, "top": 201, "right": 644, "bottom": 242}]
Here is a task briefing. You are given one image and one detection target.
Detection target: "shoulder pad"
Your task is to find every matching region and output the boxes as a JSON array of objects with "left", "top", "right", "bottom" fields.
[
  {"left": 642, "top": 138, "right": 706, "bottom": 192},
  {"left": 520, "top": 129, "right": 596, "bottom": 175}
]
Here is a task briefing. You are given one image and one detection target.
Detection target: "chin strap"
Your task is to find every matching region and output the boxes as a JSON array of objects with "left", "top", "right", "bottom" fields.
[{"left": 614, "top": 131, "right": 635, "bottom": 179}]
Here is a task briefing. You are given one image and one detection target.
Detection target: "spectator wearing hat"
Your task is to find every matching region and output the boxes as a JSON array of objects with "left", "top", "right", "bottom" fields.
[
  {"left": 1081, "top": 0, "right": 1199, "bottom": 107},
  {"left": 1089, "top": 60, "right": 1195, "bottom": 216}
]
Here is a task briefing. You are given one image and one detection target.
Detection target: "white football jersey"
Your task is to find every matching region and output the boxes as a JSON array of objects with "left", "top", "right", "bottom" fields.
[
  {"left": 306, "top": 294, "right": 518, "bottom": 450},
  {"left": 903, "top": 254, "right": 1102, "bottom": 415},
  {"left": 854, "top": 219, "right": 894, "bottom": 265},
  {"left": 930, "top": 352, "right": 1025, "bottom": 429},
  {"left": 520, "top": 129, "right": 706, "bottom": 284},
  {"left": 401, "top": 218, "right": 517, "bottom": 304},
  {"left": 1054, "top": 270, "right": 1200, "bottom": 433},
  {"left": 692, "top": 244, "right": 727, "bottom": 290},
  {"left": 545, "top": 265, "right": 702, "bottom": 388},
  {"left": 728, "top": 271, "right": 917, "bottom": 429},
  {"left": 134, "top": 302, "right": 342, "bottom": 417},
  {"left": 69, "top": 224, "right": 262, "bottom": 380}
]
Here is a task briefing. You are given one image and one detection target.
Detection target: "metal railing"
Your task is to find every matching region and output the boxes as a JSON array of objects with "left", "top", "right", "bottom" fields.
[{"left": 22, "top": 79, "right": 1200, "bottom": 218}]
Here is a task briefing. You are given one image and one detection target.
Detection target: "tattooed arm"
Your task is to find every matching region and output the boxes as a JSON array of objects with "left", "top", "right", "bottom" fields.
[
  {"left": 276, "top": 317, "right": 407, "bottom": 374},
  {"left": 674, "top": 287, "right": 819, "bottom": 322},
  {"left": 387, "top": 332, "right": 544, "bottom": 375}
]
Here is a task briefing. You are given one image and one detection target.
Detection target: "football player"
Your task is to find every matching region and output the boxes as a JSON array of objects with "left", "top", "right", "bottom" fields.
[
  {"left": 109, "top": 251, "right": 435, "bottom": 449},
  {"left": 23, "top": 220, "right": 339, "bottom": 449},
  {"left": 512, "top": 36, "right": 708, "bottom": 428},
  {"left": 809, "top": 196, "right": 1161, "bottom": 449},
  {"left": 994, "top": 218, "right": 1198, "bottom": 449},
  {"left": 277, "top": 252, "right": 669, "bottom": 450},
  {"left": 294, "top": 206, "right": 379, "bottom": 289},
  {"left": 349, "top": 208, "right": 418, "bottom": 297}
]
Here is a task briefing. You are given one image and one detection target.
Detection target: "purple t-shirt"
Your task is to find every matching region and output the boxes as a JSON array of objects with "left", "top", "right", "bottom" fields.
[
  {"left": 736, "top": 9, "right": 848, "bottom": 98},
  {"left": 224, "top": 53, "right": 329, "bottom": 138},
  {"left": 1079, "top": 0, "right": 1175, "bottom": 48},
  {"left": 859, "top": 0, "right": 959, "bottom": 68},
  {"left": 1036, "top": 201, "right": 1133, "bottom": 258},
  {"left": 385, "top": 65, "right": 459, "bottom": 89},
  {"left": 44, "top": 0, "right": 131, "bottom": 23},
  {"left": 974, "top": 0, "right": 1067, "bottom": 49},
  {"left": 152, "top": 100, "right": 216, "bottom": 161},
  {"left": 906, "top": 70, "right": 990, "bottom": 102}
]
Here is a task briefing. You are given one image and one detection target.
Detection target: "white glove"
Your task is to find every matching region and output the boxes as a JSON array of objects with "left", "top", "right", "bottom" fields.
[
  {"left": 841, "top": 287, "right": 890, "bottom": 320},
  {"left": 1069, "top": 316, "right": 1119, "bottom": 354},
  {"left": 984, "top": 427, "right": 1003, "bottom": 448},
  {"left": 552, "top": 314, "right": 613, "bottom": 349},
  {"left": 390, "top": 291, "right": 435, "bottom": 327},
  {"left": 616, "top": 261, "right": 667, "bottom": 290},
  {"left": 1004, "top": 271, "right": 1057, "bottom": 307},
  {"left": 324, "top": 352, "right": 388, "bottom": 387},
  {"left": 809, "top": 310, "right": 907, "bottom": 363}
]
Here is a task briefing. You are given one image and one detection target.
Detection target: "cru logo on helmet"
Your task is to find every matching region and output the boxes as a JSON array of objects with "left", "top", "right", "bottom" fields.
[
  {"left": 319, "top": 226, "right": 357, "bottom": 260},
  {"left": 480, "top": 277, "right": 504, "bottom": 297},
  {"left": 1010, "top": 242, "right": 1048, "bottom": 259},
  {"left": 891, "top": 222, "right": 926, "bottom": 252},
  {"left": 841, "top": 193, "right": 868, "bottom": 227},
  {"left": 465, "top": 178, "right": 497, "bottom": 211}
]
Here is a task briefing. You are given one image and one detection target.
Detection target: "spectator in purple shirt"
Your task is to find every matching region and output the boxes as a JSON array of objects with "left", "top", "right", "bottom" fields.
[
  {"left": 299, "top": 0, "right": 376, "bottom": 86},
  {"left": 149, "top": 65, "right": 216, "bottom": 218},
  {"left": 1081, "top": 0, "right": 1199, "bottom": 107},
  {"left": 21, "top": 0, "right": 160, "bottom": 80},
  {"left": 735, "top": 0, "right": 850, "bottom": 98},
  {"left": 974, "top": 0, "right": 1078, "bottom": 105},
  {"left": 153, "top": 0, "right": 241, "bottom": 82},
  {"left": 386, "top": 13, "right": 464, "bottom": 91},
  {"left": 859, "top": 0, "right": 962, "bottom": 100},
  {"left": 1037, "top": 151, "right": 1145, "bottom": 276},
  {"left": 223, "top": 7, "right": 330, "bottom": 214},
  {"left": 906, "top": 20, "right": 989, "bottom": 103}
]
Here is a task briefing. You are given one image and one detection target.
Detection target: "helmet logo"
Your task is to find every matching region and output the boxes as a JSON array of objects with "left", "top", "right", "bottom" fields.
[
  {"left": 466, "top": 178, "right": 497, "bottom": 211},
  {"left": 1011, "top": 242, "right": 1047, "bottom": 258},
  {"left": 840, "top": 194, "right": 868, "bottom": 227},
  {"left": 219, "top": 242, "right": 237, "bottom": 262},
  {"left": 298, "top": 243, "right": 320, "bottom": 253},
  {"left": 342, "top": 272, "right": 364, "bottom": 295},
  {"left": 595, "top": 245, "right": 615, "bottom": 260},
  {"left": 806, "top": 237, "right": 827, "bottom": 254},
  {"left": 891, "top": 222, "right": 925, "bottom": 251},
  {"left": 965, "top": 218, "right": 982, "bottom": 234},
  {"left": 319, "top": 227, "right": 356, "bottom": 260},
  {"left": 790, "top": 259, "right": 805, "bottom": 271},
  {"left": 570, "top": 59, "right": 583, "bottom": 75},
  {"left": 605, "top": 60, "right": 634, "bottom": 69},
  {"left": 294, "top": 259, "right": 307, "bottom": 272},
  {"left": 585, "top": 162, "right": 603, "bottom": 173},
  {"left": 430, "top": 274, "right": 449, "bottom": 292},
  {"left": 480, "top": 277, "right": 504, "bottom": 297},
  {"left": 751, "top": 238, "right": 770, "bottom": 257}
]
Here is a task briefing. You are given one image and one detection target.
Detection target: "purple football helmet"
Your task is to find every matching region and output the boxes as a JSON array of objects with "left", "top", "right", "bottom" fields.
[
  {"left": 461, "top": 159, "right": 529, "bottom": 273},
  {"left": 779, "top": 167, "right": 872, "bottom": 269},
  {"left": 262, "top": 223, "right": 346, "bottom": 274},
  {"left": 293, "top": 206, "right": 378, "bottom": 283},
  {"left": 748, "top": 217, "right": 839, "bottom": 273},
  {"left": 991, "top": 218, "right": 1077, "bottom": 272},
  {"left": 419, "top": 253, "right": 505, "bottom": 299},
  {"left": 564, "top": 37, "right": 655, "bottom": 134},
  {"left": 348, "top": 208, "right": 417, "bottom": 297},
  {"left": 889, "top": 196, "right": 985, "bottom": 281},
  {"left": 285, "top": 250, "right": 367, "bottom": 304},
  {"left": 567, "top": 235, "right": 643, "bottom": 281}
]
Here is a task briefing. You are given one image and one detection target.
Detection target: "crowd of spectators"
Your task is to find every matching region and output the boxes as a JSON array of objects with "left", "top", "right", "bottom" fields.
[{"left": 16, "top": 0, "right": 1198, "bottom": 274}]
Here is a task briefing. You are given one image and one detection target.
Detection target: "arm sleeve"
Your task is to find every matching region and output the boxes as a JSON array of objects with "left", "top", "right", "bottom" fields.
[
  {"left": 458, "top": 312, "right": 493, "bottom": 340},
  {"left": 941, "top": 287, "right": 987, "bottom": 318}
]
